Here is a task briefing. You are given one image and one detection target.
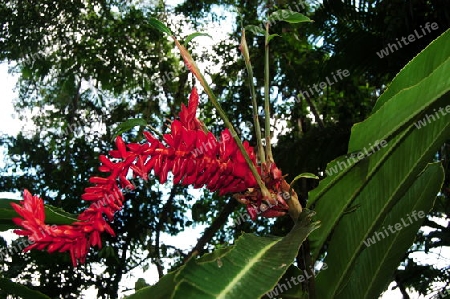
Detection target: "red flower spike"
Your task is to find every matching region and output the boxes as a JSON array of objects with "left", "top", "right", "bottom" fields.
[
  {"left": 12, "top": 87, "right": 293, "bottom": 266},
  {"left": 10, "top": 190, "right": 98, "bottom": 266},
  {"left": 179, "top": 87, "right": 203, "bottom": 130},
  {"left": 81, "top": 193, "right": 103, "bottom": 201},
  {"left": 115, "top": 136, "right": 129, "bottom": 159}
]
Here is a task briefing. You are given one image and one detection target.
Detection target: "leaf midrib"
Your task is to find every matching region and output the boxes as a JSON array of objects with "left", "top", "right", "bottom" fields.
[
  {"left": 215, "top": 240, "right": 278, "bottom": 299},
  {"left": 363, "top": 165, "right": 442, "bottom": 298},
  {"left": 331, "top": 121, "right": 450, "bottom": 297}
]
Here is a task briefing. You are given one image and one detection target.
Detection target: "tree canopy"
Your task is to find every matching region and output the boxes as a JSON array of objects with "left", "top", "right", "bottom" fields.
[{"left": 0, "top": 0, "right": 449, "bottom": 298}]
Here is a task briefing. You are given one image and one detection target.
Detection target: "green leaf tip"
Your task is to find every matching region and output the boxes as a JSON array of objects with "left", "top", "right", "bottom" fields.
[
  {"left": 268, "top": 10, "right": 312, "bottom": 24},
  {"left": 245, "top": 25, "right": 265, "bottom": 36},
  {"left": 111, "top": 118, "right": 148, "bottom": 141},
  {"left": 149, "top": 18, "right": 173, "bottom": 35},
  {"left": 184, "top": 32, "right": 212, "bottom": 46},
  {"left": 290, "top": 172, "right": 319, "bottom": 188},
  {"left": 267, "top": 34, "right": 281, "bottom": 43}
]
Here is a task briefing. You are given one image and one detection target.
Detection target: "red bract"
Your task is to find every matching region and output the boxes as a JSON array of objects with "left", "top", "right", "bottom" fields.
[
  {"left": 234, "top": 162, "right": 291, "bottom": 220},
  {"left": 96, "top": 86, "right": 260, "bottom": 194},
  {"left": 12, "top": 87, "right": 290, "bottom": 266},
  {"left": 10, "top": 190, "right": 105, "bottom": 266}
]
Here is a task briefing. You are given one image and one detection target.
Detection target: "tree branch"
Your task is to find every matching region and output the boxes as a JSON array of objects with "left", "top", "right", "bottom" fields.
[
  {"left": 155, "top": 185, "right": 177, "bottom": 278},
  {"left": 184, "top": 198, "right": 239, "bottom": 262},
  {"left": 303, "top": 95, "right": 325, "bottom": 129},
  {"left": 395, "top": 274, "right": 410, "bottom": 299}
]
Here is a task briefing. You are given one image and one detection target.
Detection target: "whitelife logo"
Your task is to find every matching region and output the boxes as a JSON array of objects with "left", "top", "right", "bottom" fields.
[
  {"left": 363, "top": 210, "right": 426, "bottom": 247},
  {"left": 414, "top": 105, "right": 450, "bottom": 129},
  {"left": 190, "top": 131, "right": 233, "bottom": 158},
  {"left": 265, "top": 263, "right": 328, "bottom": 298},
  {"left": 296, "top": 69, "right": 350, "bottom": 101},
  {"left": 376, "top": 22, "right": 439, "bottom": 59},
  {"left": 190, "top": 122, "right": 252, "bottom": 158},
  {"left": 325, "top": 139, "right": 388, "bottom": 176}
]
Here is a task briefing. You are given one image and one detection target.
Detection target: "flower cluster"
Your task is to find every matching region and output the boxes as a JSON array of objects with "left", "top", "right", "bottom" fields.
[
  {"left": 11, "top": 190, "right": 108, "bottom": 266},
  {"left": 11, "top": 87, "right": 291, "bottom": 266},
  {"left": 234, "top": 162, "right": 290, "bottom": 220}
]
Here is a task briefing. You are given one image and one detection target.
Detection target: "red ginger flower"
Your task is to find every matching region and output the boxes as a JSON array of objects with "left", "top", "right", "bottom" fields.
[
  {"left": 86, "top": 86, "right": 259, "bottom": 195},
  {"left": 11, "top": 190, "right": 109, "bottom": 266},
  {"left": 12, "top": 87, "right": 291, "bottom": 266},
  {"left": 234, "top": 162, "right": 292, "bottom": 220}
]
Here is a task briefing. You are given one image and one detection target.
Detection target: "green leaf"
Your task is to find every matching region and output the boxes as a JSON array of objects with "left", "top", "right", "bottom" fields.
[
  {"left": 127, "top": 248, "right": 232, "bottom": 299},
  {"left": 111, "top": 118, "right": 148, "bottom": 141},
  {"left": 148, "top": 18, "right": 173, "bottom": 35},
  {"left": 244, "top": 25, "right": 265, "bottom": 36},
  {"left": 262, "top": 264, "right": 311, "bottom": 298},
  {"left": 309, "top": 96, "right": 449, "bottom": 291},
  {"left": 348, "top": 29, "right": 450, "bottom": 152},
  {"left": 195, "top": 246, "right": 233, "bottom": 263},
  {"left": 330, "top": 163, "right": 443, "bottom": 299},
  {"left": 0, "top": 198, "right": 77, "bottom": 232},
  {"left": 0, "top": 199, "right": 22, "bottom": 231},
  {"left": 127, "top": 271, "right": 179, "bottom": 299},
  {"left": 129, "top": 210, "right": 318, "bottom": 299},
  {"left": 267, "top": 10, "right": 312, "bottom": 24},
  {"left": 134, "top": 278, "right": 150, "bottom": 291},
  {"left": 0, "top": 277, "right": 51, "bottom": 299},
  {"left": 267, "top": 34, "right": 280, "bottom": 44},
  {"left": 44, "top": 204, "right": 78, "bottom": 224},
  {"left": 307, "top": 29, "right": 450, "bottom": 299},
  {"left": 184, "top": 32, "right": 212, "bottom": 46},
  {"left": 372, "top": 28, "right": 450, "bottom": 113},
  {"left": 171, "top": 209, "right": 318, "bottom": 299},
  {"left": 289, "top": 172, "right": 319, "bottom": 188}
]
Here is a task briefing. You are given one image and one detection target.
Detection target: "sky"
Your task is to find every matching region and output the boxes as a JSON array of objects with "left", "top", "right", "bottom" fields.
[
  {"left": 0, "top": 63, "right": 23, "bottom": 138},
  {"left": 0, "top": 62, "right": 23, "bottom": 201}
]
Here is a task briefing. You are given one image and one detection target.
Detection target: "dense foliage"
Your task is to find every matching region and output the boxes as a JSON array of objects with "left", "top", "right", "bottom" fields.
[{"left": 0, "top": 0, "right": 449, "bottom": 298}]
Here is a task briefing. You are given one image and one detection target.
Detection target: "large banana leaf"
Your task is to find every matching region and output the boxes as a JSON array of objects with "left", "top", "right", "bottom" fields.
[
  {"left": 308, "top": 29, "right": 450, "bottom": 298},
  {"left": 335, "top": 162, "right": 443, "bottom": 298},
  {"left": 128, "top": 209, "right": 319, "bottom": 299},
  {"left": 348, "top": 29, "right": 450, "bottom": 152},
  {"left": 262, "top": 264, "right": 310, "bottom": 299},
  {"left": 0, "top": 277, "right": 50, "bottom": 298}
]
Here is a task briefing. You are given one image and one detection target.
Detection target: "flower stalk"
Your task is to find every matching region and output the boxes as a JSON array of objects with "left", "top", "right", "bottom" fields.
[
  {"left": 240, "top": 29, "right": 265, "bottom": 165},
  {"left": 264, "top": 21, "right": 274, "bottom": 163},
  {"left": 172, "top": 37, "right": 271, "bottom": 199}
]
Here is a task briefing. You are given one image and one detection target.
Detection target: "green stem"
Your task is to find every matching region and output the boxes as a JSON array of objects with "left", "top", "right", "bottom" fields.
[
  {"left": 146, "top": 124, "right": 164, "bottom": 139},
  {"left": 264, "top": 22, "right": 273, "bottom": 162},
  {"left": 240, "top": 29, "right": 265, "bottom": 164},
  {"left": 172, "top": 37, "right": 270, "bottom": 198}
]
